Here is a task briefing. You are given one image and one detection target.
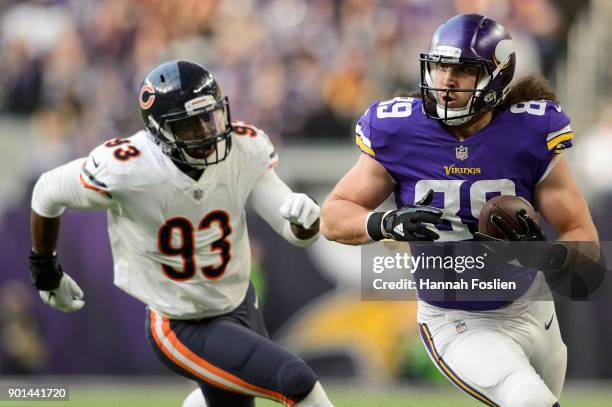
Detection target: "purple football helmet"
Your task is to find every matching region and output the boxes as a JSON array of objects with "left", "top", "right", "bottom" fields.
[{"left": 420, "top": 14, "right": 515, "bottom": 125}]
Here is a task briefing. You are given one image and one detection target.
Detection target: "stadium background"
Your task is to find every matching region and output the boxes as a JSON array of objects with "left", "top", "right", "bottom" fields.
[{"left": 1, "top": 0, "right": 612, "bottom": 405}]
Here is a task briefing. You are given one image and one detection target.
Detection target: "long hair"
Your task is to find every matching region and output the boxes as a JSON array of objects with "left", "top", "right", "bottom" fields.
[
  {"left": 392, "top": 89, "right": 421, "bottom": 98},
  {"left": 499, "top": 74, "right": 559, "bottom": 107}
]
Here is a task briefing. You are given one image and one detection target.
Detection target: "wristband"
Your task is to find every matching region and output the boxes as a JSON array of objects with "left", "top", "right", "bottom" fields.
[
  {"left": 366, "top": 211, "right": 388, "bottom": 241},
  {"left": 29, "top": 250, "right": 63, "bottom": 290}
]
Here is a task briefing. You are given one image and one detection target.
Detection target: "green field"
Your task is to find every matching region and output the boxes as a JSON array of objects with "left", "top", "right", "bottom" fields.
[{"left": 1, "top": 380, "right": 611, "bottom": 406}]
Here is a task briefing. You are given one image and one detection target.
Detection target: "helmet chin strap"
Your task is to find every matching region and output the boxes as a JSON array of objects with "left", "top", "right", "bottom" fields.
[{"left": 436, "top": 102, "right": 473, "bottom": 126}]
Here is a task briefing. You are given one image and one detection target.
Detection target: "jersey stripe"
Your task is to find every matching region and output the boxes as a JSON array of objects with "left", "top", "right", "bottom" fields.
[
  {"left": 79, "top": 160, "right": 111, "bottom": 198},
  {"left": 355, "top": 134, "right": 375, "bottom": 156},
  {"left": 81, "top": 166, "right": 108, "bottom": 189},
  {"left": 79, "top": 173, "right": 111, "bottom": 198},
  {"left": 355, "top": 123, "right": 375, "bottom": 156},
  {"left": 546, "top": 124, "right": 572, "bottom": 141},
  {"left": 547, "top": 132, "right": 573, "bottom": 151},
  {"left": 419, "top": 323, "right": 500, "bottom": 407},
  {"left": 268, "top": 158, "right": 280, "bottom": 169},
  {"left": 149, "top": 310, "right": 296, "bottom": 406}
]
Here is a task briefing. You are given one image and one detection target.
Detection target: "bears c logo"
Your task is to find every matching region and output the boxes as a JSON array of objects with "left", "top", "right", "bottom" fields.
[{"left": 139, "top": 84, "right": 155, "bottom": 109}]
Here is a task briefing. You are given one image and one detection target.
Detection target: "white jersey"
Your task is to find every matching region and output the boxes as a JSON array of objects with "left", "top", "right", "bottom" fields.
[{"left": 76, "top": 125, "right": 277, "bottom": 319}]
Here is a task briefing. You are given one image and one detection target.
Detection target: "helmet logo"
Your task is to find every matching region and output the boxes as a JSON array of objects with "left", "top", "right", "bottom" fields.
[
  {"left": 185, "top": 95, "right": 216, "bottom": 116},
  {"left": 431, "top": 45, "right": 462, "bottom": 62},
  {"left": 139, "top": 84, "right": 156, "bottom": 110},
  {"left": 484, "top": 92, "right": 496, "bottom": 103},
  {"left": 494, "top": 39, "right": 514, "bottom": 68}
]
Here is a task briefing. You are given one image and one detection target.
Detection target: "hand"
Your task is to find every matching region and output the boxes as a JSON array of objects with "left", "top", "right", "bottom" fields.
[
  {"left": 474, "top": 210, "right": 560, "bottom": 271},
  {"left": 279, "top": 193, "right": 320, "bottom": 229},
  {"left": 474, "top": 209, "right": 546, "bottom": 241},
  {"left": 382, "top": 189, "right": 443, "bottom": 241},
  {"left": 39, "top": 273, "right": 85, "bottom": 313},
  {"left": 29, "top": 251, "right": 84, "bottom": 312}
]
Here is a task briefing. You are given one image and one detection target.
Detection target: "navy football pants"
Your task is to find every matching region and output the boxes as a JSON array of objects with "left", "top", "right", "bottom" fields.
[{"left": 145, "top": 284, "right": 317, "bottom": 406}]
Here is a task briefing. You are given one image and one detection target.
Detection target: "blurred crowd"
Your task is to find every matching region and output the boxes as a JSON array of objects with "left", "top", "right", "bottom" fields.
[{"left": 0, "top": 0, "right": 570, "bottom": 162}]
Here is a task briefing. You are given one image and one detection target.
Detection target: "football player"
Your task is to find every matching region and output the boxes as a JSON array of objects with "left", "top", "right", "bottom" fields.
[
  {"left": 321, "top": 14, "right": 599, "bottom": 407},
  {"left": 29, "top": 60, "right": 334, "bottom": 407}
]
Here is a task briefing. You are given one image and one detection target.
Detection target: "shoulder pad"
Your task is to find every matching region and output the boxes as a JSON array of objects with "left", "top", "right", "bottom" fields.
[
  {"left": 232, "top": 121, "right": 278, "bottom": 169},
  {"left": 508, "top": 100, "right": 572, "bottom": 154},
  {"left": 355, "top": 97, "right": 419, "bottom": 156},
  {"left": 544, "top": 101, "right": 572, "bottom": 154},
  {"left": 80, "top": 136, "right": 142, "bottom": 196}
]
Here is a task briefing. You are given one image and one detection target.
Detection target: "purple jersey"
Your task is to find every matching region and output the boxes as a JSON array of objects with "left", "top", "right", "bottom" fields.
[{"left": 356, "top": 97, "right": 573, "bottom": 309}]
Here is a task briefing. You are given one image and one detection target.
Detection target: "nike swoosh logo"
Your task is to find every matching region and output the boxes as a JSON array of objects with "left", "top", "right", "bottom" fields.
[
  {"left": 554, "top": 105, "right": 562, "bottom": 112},
  {"left": 91, "top": 156, "right": 100, "bottom": 168},
  {"left": 545, "top": 313, "right": 555, "bottom": 330}
]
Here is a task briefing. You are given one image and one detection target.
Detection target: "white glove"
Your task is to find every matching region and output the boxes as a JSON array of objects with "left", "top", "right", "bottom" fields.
[
  {"left": 39, "top": 273, "right": 85, "bottom": 313},
  {"left": 279, "top": 193, "right": 320, "bottom": 229}
]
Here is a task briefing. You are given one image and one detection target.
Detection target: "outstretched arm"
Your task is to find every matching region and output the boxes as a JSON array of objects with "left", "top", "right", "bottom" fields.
[
  {"left": 320, "top": 154, "right": 396, "bottom": 245},
  {"left": 30, "top": 158, "right": 115, "bottom": 312},
  {"left": 31, "top": 158, "right": 115, "bottom": 252},
  {"left": 248, "top": 168, "right": 320, "bottom": 247}
]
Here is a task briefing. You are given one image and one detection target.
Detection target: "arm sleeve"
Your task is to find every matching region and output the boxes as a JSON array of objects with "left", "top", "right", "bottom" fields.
[
  {"left": 354, "top": 98, "right": 413, "bottom": 174},
  {"left": 355, "top": 103, "right": 377, "bottom": 157},
  {"left": 248, "top": 168, "right": 318, "bottom": 247},
  {"left": 534, "top": 101, "right": 573, "bottom": 184},
  {"left": 31, "top": 158, "right": 117, "bottom": 217},
  {"left": 259, "top": 129, "right": 279, "bottom": 169}
]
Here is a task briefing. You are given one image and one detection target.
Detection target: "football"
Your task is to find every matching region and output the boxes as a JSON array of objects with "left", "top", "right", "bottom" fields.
[{"left": 478, "top": 195, "right": 538, "bottom": 239}]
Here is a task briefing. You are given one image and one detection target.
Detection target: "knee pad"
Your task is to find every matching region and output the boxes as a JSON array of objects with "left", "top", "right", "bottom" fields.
[
  {"left": 509, "top": 387, "right": 557, "bottom": 407},
  {"left": 502, "top": 370, "right": 557, "bottom": 407},
  {"left": 541, "top": 343, "right": 567, "bottom": 399},
  {"left": 277, "top": 359, "right": 318, "bottom": 402}
]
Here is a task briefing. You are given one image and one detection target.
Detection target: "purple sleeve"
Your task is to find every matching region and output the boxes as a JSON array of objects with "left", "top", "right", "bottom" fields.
[
  {"left": 525, "top": 100, "right": 573, "bottom": 183},
  {"left": 355, "top": 102, "right": 378, "bottom": 157},
  {"left": 355, "top": 98, "right": 415, "bottom": 161},
  {"left": 545, "top": 102, "right": 573, "bottom": 154}
]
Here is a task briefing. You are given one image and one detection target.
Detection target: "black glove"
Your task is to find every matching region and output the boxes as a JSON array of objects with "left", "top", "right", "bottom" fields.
[
  {"left": 474, "top": 209, "right": 546, "bottom": 242},
  {"left": 474, "top": 210, "right": 606, "bottom": 299},
  {"left": 367, "top": 190, "right": 443, "bottom": 241},
  {"left": 473, "top": 209, "right": 569, "bottom": 272},
  {"left": 29, "top": 250, "right": 64, "bottom": 291}
]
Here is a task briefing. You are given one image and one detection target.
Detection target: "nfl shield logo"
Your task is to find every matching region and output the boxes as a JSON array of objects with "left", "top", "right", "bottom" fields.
[
  {"left": 455, "top": 145, "right": 468, "bottom": 161},
  {"left": 456, "top": 321, "right": 467, "bottom": 334},
  {"left": 193, "top": 189, "right": 204, "bottom": 201}
]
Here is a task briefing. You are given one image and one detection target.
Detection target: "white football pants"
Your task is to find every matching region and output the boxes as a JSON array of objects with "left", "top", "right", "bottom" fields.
[{"left": 417, "top": 275, "right": 567, "bottom": 407}]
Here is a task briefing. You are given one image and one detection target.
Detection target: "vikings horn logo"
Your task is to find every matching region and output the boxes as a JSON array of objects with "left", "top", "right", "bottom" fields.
[{"left": 139, "top": 84, "right": 155, "bottom": 110}]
